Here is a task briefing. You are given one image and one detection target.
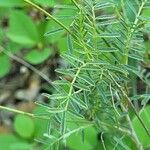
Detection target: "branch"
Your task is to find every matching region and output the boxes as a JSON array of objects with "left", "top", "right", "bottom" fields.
[{"left": 24, "top": 0, "right": 71, "bottom": 34}]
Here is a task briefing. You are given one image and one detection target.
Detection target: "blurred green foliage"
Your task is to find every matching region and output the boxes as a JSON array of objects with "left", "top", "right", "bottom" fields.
[{"left": 0, "top": 0, "right": 76, "bottom": 78}]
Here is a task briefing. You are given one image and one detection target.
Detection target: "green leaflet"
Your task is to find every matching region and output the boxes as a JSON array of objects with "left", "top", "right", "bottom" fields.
[
  {"left": 0, "top": 54, "right": 11, "bottom": 78},
  {"left": 61, "top": 53, "right": 84, "bottom": 67},
  {"left": 94, "top": 1, "right": 114, "bottom": 10},
  {"left": 42, "top": 93, "right": 68, "bottom": 100},
  {"left": 0, "top": 0, "right": 24, "bottom": 7},
  {"left": 7, "top": 10, "right": 38, "bottom": 46},
  {"left": 77, "top": 74, "right": 94, "bottom": 86},
  {"left": 14, "top": 115, "right": 35, "bottom": 139},
  {"left": 73, "top": 83, "right": 90, "bottom": 91},
  {"left": 44, "top": 28, "right": 64, "bottom": 36},
  {"left": 24, "top": 48, "right": 53, "bottom": 65}
]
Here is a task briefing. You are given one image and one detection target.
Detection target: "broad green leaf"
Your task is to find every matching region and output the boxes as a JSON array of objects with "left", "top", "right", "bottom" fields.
[
  {"left": 14, "top": 114, "right": 35, "bottom": 139},
  {"left": 57, "top": 37, "right": 68, "bottom": 53},
  {"left": 143, "top": 8, "right": 150, "bottom": 17},
  {"left": 34, "top": 0, "right": 55, "bottom": 6},
  {"left": 63, "top": 0, "right": 72, "bottom": 4},
  {"left": 6, "top": 42, "right": 22, "bottom": 54},
  {"left": 24, "top": 48, "right": 52, "bottom": 65},
  {"left": 10, "top": 142, "right": 34, "bottom": 150},
  {"left": 33, "top": 106, "right": 48, "bottom": 137},
  {"left": 0, "top": 29, "right": 4, "bottom": 43},
  {"left": 0, "top": 0, "right": 24, "bottom": 7},
  {"left": 7, "top": 10, "right": 38, "bottom": 46},
  {"left": 0, "top": 134, "right": 24, "bottom": 150},
  {"left": 0, "top": 54, "right": 11, "bottom": 78},
  {"left": 67, "top": 126, "right": 98, "bottom": 150}
]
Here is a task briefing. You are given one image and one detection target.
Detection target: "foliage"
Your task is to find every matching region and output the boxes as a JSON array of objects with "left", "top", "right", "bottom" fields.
[
  {"left": 0, "top": 134, "right": 33, "bottom": 150},
  {"left": 14, "top": 114, "right": 35, "bottom": 139},
  {"left": 0, "top": 0, "right": 76, "bottom": 78},
  {"left": 133, "top": 106, "right": 150, "bottom": 147},
  {"left": 0, "top": 106, "right": 48, "bottom": 150},
  {"left": 0, "top": 0, "right": 150, "bottom": 150},
  {"left": 25, "top": 0, "right": 149, "bottom": 149}
]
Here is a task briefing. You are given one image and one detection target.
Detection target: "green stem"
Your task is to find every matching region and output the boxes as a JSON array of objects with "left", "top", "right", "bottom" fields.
[
  {"left": 119, "top": 0, "right": 150, "bottom": 138},
  {"left": 0, "top": 105, "right": 33, "bottom": 116},
  {"left": 0, "top": 105, "right": 49, "bottom": 120},
  {"left": 121, "top": 104, "right": 143, "bottom": 150},
  {"left": 121, "top": 89, "right": 150, "bottom": 137},
  {"left": 24, "top": 0, "right": 71, "bottom": 34},
  {"left": 65, "top": 63, "right": 86, "bottom": 110},
  {"left": 71, "top": 0, "right": 80, "bottom": 10},
  {"left": 108, "top": 72, "right": 150, "bottom": 137},
  {"left": 122, "top": 0, "right": 147, "bottom": 65}
]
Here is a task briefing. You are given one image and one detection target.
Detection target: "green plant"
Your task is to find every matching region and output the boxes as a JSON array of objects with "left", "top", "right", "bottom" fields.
[
  {"left": 0, "top": 106, "right": 48, "bottom": 150},
  {"left": 0, "top": 0, "right": 76, "bottom": 78},
  {"left": 0, "top": 0, "right": 150, "bottom": 150}
]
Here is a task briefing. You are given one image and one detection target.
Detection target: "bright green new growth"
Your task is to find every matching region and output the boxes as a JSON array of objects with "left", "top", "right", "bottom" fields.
[{"left": 0, "top": 0, "right": 150, "bottom": 149}]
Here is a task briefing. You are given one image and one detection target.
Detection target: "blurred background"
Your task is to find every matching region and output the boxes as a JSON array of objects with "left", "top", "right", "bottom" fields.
[{"left": 0, "top": 0, "right": 77, "bottom": 149}]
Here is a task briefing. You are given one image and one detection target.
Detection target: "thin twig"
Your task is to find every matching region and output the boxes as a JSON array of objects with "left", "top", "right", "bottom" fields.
[
  {"left": 109, "top": 83, "right": 121, "bottom": 116},
  {"left": 101, "top": 132, "right": 107, "bottom": 150},
  {"left": 121, "top": 104, "right": 143, "bottom": 150},
  {"left": 0, "top": 105, "right": 49, "bottom": 120},
  {"left": 108, "top": 71, "right": 150, "bottom": 137},
  {"left": 0, "top": 46, "right": 52, "bottom": 84},
  {"left": 71, "top": 0, "right": 80, "bottom": 10}
]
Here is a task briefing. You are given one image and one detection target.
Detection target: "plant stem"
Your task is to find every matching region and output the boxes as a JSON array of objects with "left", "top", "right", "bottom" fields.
[
  {"left": 109, "top": 72, "right": 150, "bottom": 137},
  {"left": 0, "top": 46, "right": 52, "bottom": 85},
  {"left": 0, "top": 105, "right": 49, "bottom": 120},
  {"left": 24, "top": 0, "right": 71, "bottom": 34},
  {"left": 71, "top": 0, "right": 80, "bottom": 10},
  {"left": 121, "top": 104, "right": 143, "bottom": 150},
  {"left": 122, "top": 0, "right": 147, "bottom": 65},
  {"left": 65, "top": 63, "right": 86, "bottom": 110},
  {"left": 101, "top": 132, "right": 107, "bottom": 150},
  {"left": 0, "top": 105, "right": 33, "bottom": 116},
  {"left": 121, "top": 89, "right": 150, "bottom": 137}
]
